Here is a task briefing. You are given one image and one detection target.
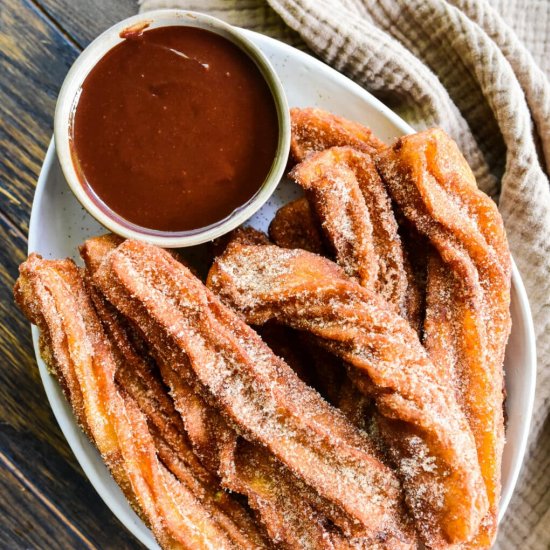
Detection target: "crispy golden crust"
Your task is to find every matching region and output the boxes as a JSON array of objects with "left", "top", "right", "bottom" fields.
[
  {"left": 14, "top": 255, "right": 250, "bottom": 550},
  {"left": 83, "top": 235, "right": 362, "bottom": 548},
  {"left": 224, "top": 437, "right": 351, "bottom": 548},
  {"left": 290, "top": 107, "right": 386, "bottom": 163},
  {"left": 268, "top": 201, "right": 349, "bottom": 406},
  {"left": 79, "top": 233, "right": 124, "bottom": 274},
  {"left": 422, "top": 254, "right": 459, "bottom": 385},
  {"left": 290, "top": 146, "right": 420, "bottom": 327},
  {"left": 83, "top": 235, "right": 344, "bottom": 549},
  {"left": 376, "top": 128, "right": 511, "bottom": 547},
  {"left": 15, "top": 258, "right": 91, "bottom": 438},
  {"left": 87, "top": 283, "right": 267, "bottom": 549},
  {"left": 208, "top": 242, "right": 489, "bottom": 547},
  {"left": 158, "top": 344, "right": 355, "bottom": 549},
  {"left": 93, "top": 239, "right": 416, "bottom": 547},
  {"left": 211, "top": 227, "right": 271, "bottom": 259},
  {"left": 79, "top": 232, "right": 198, "bottom": 273},
  {"left": 269, "top": 198, "right": 326, "bottom": 255},
  {"left": 292, "top": 148, "right": 377, "bottom": 288}
]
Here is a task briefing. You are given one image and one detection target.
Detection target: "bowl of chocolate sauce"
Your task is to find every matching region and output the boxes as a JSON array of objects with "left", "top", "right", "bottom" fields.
[{"left": 55, "top": 10, "right": 290, "bottom": 247}]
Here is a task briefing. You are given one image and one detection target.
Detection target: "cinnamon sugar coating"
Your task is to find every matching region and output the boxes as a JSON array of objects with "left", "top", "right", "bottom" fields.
[
  {"left": 290, "top": 107, "right": 386, "bottom": 163},
  {"left": 292, "top": 147, "right": 378, "bottom": 289},
  {"left": 92, "top": 239, "right": 416, "bottom": 548},
  {"left": 377, "top": 129, "right": 511, "bottom": 547},
  {"left": 290, "top": 146, "right": 420, "bottom": 327},
  {"left": 210, "top": 226, "right": 271, "bottom": 259},
  {"left": 87, "top": 281, "right": 266, "bottom": 548},
  {"left": 14, "top": 255, "right": 262, "bottom": 550},
  {"left": 208, "top": 243, "right": 489, "bottom": 547},
  {"left": 83, "top": 234, "right": 354, "bottom": 549},
  {"left": 269, "top": 198, "right": 362, "bottom": 411},
  {"left": 157, "top": 349, "right": 347, "bottom": 549}
]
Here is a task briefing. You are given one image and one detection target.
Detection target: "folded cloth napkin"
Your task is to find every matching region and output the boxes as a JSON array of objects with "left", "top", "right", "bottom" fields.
[{"left": 141, "top": 1, "right": 550, "bottom": 548}]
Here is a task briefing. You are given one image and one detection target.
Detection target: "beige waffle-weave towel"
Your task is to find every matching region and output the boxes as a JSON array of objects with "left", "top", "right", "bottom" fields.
[{"left": 141, "top": 1, "right": 550, "bottom": 548}]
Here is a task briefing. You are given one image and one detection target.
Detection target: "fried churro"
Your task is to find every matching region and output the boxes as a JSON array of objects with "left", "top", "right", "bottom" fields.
[
  {"left": 82, "top": 235, "right": 349, "bottom": 549},
  {"left": 15, "top": 255, "right": 263, "bottom": 550},
  {"left": 290, "top": 107, "right": 385, "bottom": 163},
  {"left": 377, "top": 128, "right": 511, "bottom": 547},
  {"left": 208, "top": 242, "right": 489, "bottom": 547},
  {"left": 92, "top": 239, "right": 416, "bottom": 547},
  {"left": 86, "top": 282, "right": 266, "bottom": 548},
  {"left": 290, "top": 146, "right": 420, "bottom": 326}
]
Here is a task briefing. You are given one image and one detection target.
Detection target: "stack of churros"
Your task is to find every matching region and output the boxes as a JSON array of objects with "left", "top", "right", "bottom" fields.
[{"left": 15, "top": 107, "right": 511, "bottom": 549}]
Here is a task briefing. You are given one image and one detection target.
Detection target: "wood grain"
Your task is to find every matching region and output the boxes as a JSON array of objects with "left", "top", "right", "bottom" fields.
[
  {"left": 0, "top": 430, "right": 138, "bottom": 549},
  {"left": 36, "top": 0, "right": 139, "bottom": 47},
  {"left": 0, "top": 0, "right": 143, "bottom": 547},
  {"left": 0, "top": 0, "right": 78, "bottom": 232}
]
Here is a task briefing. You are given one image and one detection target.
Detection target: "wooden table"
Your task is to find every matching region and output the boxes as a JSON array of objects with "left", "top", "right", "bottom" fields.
[{"left": 0, "top": 1, "right": 146, "bottom": 547}]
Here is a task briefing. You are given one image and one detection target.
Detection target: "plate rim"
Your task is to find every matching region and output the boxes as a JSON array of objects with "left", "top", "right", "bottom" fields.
[{"left": 28, "top": 27, "right": 537, "bottom": 548}]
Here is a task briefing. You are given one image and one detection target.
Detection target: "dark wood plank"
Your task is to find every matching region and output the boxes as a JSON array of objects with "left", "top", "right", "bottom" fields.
[
  {"left": 0, "top": 0, "right": 138, "bottom": 232},
  {"left": 0, "top": 0, "right": 81, "bottom": 463},
  {"left": 0, "top": 210, "right": 62, "bottom": 449},
  {"left": 0, "top": 452, "right": 96, "bottom": 550},
  {"left": 0, "top": 431, "right": 139, "bottom": 550},
  {"left": 0, "top": 0, "right": 79, "bottom": 233},
  {"left": 35, "top": 0, "right": 139, "bottom": 48}
]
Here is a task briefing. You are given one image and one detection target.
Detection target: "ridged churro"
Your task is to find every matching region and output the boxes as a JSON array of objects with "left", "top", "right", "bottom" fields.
[
  {"left": 92, "top": 239, "right": 416, "bottom": 547},
  {"left": 208, "top": 242, "right": 489, "bottom": 547},
  {"left": 377, "top": 128, "right": 511, "bottom": 547},
  {"left": 291, "top": 146, "right": 420, "bottom": 327},
  {"left": 290, "top": 107, "right": 385, "bottom": 163},
  {"left": 15, "top": 255, "right": 262, "bottom": 549},
  {"left": 82, "top": 234, "right": 349, "bottom": 549}
]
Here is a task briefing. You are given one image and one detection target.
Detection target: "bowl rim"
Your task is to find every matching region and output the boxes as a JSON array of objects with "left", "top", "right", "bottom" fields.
[{"left": 54, "top": 9, "right": 291, "bottom": 248}]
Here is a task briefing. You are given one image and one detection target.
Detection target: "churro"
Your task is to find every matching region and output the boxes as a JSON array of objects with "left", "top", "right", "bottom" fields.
[
  {"left": 208, "top": 242, "right": 489, "bottom": 547},
  {"left": 377, "top": 128, "right": 511, "bottom": 547},
  {"left": 15, "top": 255, "right": 261, "bottom": 549},
  {"left": 290, "top": 107, "right": 385, "bottom": 163},
  {"left": 93, "top": 239, "right": 416, "bottom": 547}
]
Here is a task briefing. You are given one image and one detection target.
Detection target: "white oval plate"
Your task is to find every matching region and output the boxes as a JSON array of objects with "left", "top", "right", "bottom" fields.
[{"left": 29, "top": 28, "right": 536, "bottom": 549}]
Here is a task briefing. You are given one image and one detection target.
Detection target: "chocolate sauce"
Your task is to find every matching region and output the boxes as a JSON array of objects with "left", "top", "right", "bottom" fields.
[{"left": 71, "top": 26, "right": 279, "bottom": 232}]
